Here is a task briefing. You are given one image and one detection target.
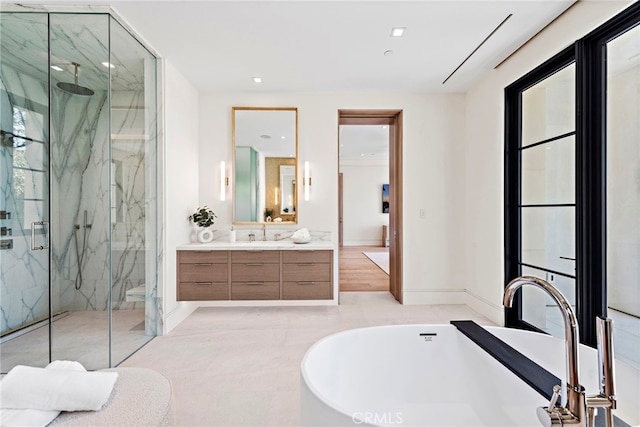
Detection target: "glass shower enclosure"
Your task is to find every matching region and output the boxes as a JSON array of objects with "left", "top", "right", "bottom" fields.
[{"left": 0, "top": 11, "right": 158, "bottom": 372}]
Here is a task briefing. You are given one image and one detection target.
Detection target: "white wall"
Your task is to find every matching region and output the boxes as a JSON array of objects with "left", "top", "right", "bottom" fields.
[
  {"left": 162, "top": 60, "right": 200, "bottom": 333},
  {"left": 199, "top": 92, "right": 466, "bottom": 303},
  {"left": 340, "top": 158, "right": 389, "bottom": 246},
  {"left": 461, "top": 0, "right": 634, "bottom": 325}
]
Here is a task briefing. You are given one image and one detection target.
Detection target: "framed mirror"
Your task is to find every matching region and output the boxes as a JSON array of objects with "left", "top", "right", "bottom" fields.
[{"left": 232, "top": 107, "right": 298, "bottom": 224}]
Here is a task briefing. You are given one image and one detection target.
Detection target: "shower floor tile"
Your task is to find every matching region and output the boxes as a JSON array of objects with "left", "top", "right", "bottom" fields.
[{"left": 0, "top": 309, "right": 152, "bottom": 372}]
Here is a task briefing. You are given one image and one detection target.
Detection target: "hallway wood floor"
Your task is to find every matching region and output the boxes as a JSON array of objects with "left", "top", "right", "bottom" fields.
[{"left": 339, "top": 245, "right": 389, "bottom": 292}]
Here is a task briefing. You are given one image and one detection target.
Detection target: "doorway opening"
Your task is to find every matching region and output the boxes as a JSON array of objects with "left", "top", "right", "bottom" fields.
[{"left": 337, "top": 110, "right": 403, "bottom": 303}]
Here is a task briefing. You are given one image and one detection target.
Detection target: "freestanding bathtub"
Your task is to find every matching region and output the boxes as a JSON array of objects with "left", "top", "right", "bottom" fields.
[{"left": 301, "top": 324, "right": 605, "bottom": 427}]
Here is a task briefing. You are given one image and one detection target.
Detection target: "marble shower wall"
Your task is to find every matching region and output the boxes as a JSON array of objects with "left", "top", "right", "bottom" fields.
[
  {"left": 50, "top": 88, "right": 110, "bottom": 312},
  {"left": 111, "top": 90, "right": 149, "bottom": 310}
]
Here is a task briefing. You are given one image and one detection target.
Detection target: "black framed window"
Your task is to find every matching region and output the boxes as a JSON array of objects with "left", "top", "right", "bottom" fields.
[
  {"left": 505, "top": 2, "right": 640, "bottom": 348},
  {"left": 1, "top": 91, "right": 48, "bottom": 235}
]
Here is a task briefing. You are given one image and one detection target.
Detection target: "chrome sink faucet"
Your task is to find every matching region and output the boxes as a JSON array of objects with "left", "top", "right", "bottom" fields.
[
  {"left": 261, "top": 224, "right": 267, "bottom": 241},
  {"left": 503, "top": 276, "right": 616, "bottom": 427}
]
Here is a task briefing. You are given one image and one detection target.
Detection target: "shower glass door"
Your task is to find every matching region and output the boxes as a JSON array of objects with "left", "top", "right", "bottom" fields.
[
  {"left": 49, "top": 13, "right": 111, "bottom": 368},
  {"left": 0, "top": 12, "right": 51, "bottom": 371},
  {"left": 109, "top": 16, "right": 158, "bottom": 365}
]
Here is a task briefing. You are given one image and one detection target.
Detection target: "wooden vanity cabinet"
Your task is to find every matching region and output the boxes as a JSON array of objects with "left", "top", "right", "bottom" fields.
[
  {"left": 177, "top": 249, "right": 333, "bottom": 301},
  {"left": 231, "top": 251, "right": 280, "bottom": 300},
  {"left": 282, "top": 250, "right": 333, "bottom": 300},
  {"left": 177, "top": 250, "right": 229, "bottom": 300}
]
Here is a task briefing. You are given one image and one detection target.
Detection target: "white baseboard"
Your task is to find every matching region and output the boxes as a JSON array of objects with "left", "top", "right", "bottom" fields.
[
  {"left": 164, "top": 301, "right": 198, "bottom": 334},
  {"left": 464, "top": 290, "right": 504, "bottom": 326},
  {"left": 402, "top": 289, "right": 467, "bottom": 305}
]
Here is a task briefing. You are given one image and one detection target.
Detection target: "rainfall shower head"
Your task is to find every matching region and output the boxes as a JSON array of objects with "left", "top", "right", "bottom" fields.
[{"left": 56, "top": 62, "right": 94, "bottom": 96}]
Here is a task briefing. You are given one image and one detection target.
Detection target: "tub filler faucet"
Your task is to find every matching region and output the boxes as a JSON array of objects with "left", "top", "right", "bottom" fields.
[{"left": 503, "top": 276, "right": 616, "bottom": 427}]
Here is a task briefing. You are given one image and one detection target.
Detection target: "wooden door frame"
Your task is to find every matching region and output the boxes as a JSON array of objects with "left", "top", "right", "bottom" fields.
[
  {"left": 337, "top": 109, "right": 403, "bottom": 303},
  {"left": 338, "top": 173, "right": 344, "bottom": 247}
]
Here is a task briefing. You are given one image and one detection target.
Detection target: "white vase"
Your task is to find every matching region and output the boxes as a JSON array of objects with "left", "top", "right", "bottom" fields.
[{"left": 197, "top": 227, "right": 214, "bottom": 243}]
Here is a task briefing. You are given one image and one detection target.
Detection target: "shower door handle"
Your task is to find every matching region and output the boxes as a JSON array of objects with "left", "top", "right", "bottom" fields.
[{"left": 31, "top": 221, "right": 49, "bottom": 250}]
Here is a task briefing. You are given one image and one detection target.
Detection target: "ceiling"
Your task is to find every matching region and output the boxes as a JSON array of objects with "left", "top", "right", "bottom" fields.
[
  {"left": 340, "top": 125, "right": 389, "bottom": 160},
  {"left": 3, "top": 0, "right": 576, "bottom": 93}
]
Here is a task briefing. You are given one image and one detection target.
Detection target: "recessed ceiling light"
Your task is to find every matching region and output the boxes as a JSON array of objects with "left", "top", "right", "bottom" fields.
[
  {"left": 281, "top": 136, "right": 286, "bottom": 139},
  {"left": 260, "top": 134, "right": 271, "bottom": 139},
  {"left": 383, "top": 50, "right": 394, "bottom": 56},
  {"left": 252, "top": 77, "right": 263, "bottom": 83},
  {"left": 50, "top": 65, "right": 64, "bottom": 71},
  {"left": 101, "top": 62, "right": 115, "bottom": 68},
  {"left": 390, "top": 27, "right": 406, "bottom": 37}
]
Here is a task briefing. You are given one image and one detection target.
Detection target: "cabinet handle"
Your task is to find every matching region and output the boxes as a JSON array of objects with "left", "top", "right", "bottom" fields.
[
  {"left": 297, "top": 263, "right": 314, "bottom": 266},
  {"left": 246, "top": 263, "right": 264, "bottom": 267},
  {"left": 297, "top": 281, "right": 316, "bottom": 285},
  {"left": 195, "top": 263, "right": 213, "bottom": 266},
  {"left": 247, "top": 281, "right": 264, "bottom": 285},
  {"left": 194, "top": 282, "right": 213, "bottom": 285}
]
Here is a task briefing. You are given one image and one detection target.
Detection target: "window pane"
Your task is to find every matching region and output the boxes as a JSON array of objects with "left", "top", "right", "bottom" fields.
[
  {"left": 521, "top": 265, "right": 575, "bottom": 339},
  {"left": 606, "top": 25, "right": 640, "bottom": 369},
  {"left": 521, "top": 135, "right": 575, "bottom": 205},
  {"left": 522, "top": 63, "right": 575, "bottom": 146},
  {"left": 521, "top": 206, "right": 575, "bottom": 276},
  {"left": 13, "top": 106, "right": 45, "bottom": 141}
]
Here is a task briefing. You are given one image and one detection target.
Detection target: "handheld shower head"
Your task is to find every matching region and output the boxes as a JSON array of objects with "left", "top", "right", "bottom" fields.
[{"left": 57, "top": 62, "right": 94, "bottom": 96}]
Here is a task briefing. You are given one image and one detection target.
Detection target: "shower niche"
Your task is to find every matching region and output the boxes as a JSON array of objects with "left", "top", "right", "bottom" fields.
[{"left": 0, "top": 11, "right": 158, "bottom": 372}]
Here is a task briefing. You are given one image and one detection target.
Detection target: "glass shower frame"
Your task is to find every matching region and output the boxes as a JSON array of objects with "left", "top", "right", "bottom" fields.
[{"left": 0, "top": 10, "right": 159, "bottom": 372}]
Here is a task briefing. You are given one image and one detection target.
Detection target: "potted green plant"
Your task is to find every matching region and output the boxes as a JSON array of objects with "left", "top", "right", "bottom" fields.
[
  {"left": 264, "top": 208, "right": 274, "bottom": 222},
  {"left": 188, "top": 206, "right": 217, "bottom": 243}
]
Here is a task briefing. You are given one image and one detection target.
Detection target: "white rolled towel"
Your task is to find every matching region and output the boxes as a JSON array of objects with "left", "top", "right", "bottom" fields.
[
  {"left": 291, "top": 228, "right": 311, "bottom": 243},
  {"left": 0, "top": 364, "right": 118, "bottom": 412}
]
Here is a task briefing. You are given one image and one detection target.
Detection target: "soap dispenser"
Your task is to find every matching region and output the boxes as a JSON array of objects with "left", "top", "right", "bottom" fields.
[{"left": 229, "top": 226, "right": 236, "bottom": 243}]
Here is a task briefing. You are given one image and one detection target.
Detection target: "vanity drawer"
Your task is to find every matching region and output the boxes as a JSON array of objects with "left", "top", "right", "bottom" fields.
[
  {"left": 231, "top": 263, "right": 279, "bottom": 282},
  {"left": 231, "top": 250, "right": 280, "bottom": 264},
  {"left": 283, "top": 250, "right": 331, "bottom": 264},
  {"left": 179, "top": 250, "right": 228, "bottom": 264},
  {"left": 282, "top": 262, "right": 331, "bottom": 282},
  {"left": 179, "top": 263, "right": 228, "bottom": 282},
  {"left": 231, "top": 282, "right": 280, "bottom": 300},
  {"left": 283, "top": 281, "right": 332, "bottom": 300},
  {"left": 178, "top": 282, "right": 229, "bottom": 301}
]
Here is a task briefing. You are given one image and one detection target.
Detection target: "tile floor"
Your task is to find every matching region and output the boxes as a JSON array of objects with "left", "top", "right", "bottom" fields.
[
  {"left": 121, "top": 292, "right": 496, "bottom": 426},
  {"left": 0, "top": 309, "right": 151, "bottom": 372}
]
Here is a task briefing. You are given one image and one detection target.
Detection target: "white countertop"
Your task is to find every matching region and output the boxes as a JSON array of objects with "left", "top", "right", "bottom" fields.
[{"left": 177, "top": 240, "right": 334, "bottom": 251}]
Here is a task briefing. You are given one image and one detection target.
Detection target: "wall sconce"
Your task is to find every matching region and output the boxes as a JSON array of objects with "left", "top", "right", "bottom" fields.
[
  {"left": 304, "top": 161, "right": 311, "bottom": 201},
  {"left": 220, "top": 161, "right": 229, "bottom": 201},
  {"left": 274, "top": 187, "right": 279, "bottom": 205}
]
